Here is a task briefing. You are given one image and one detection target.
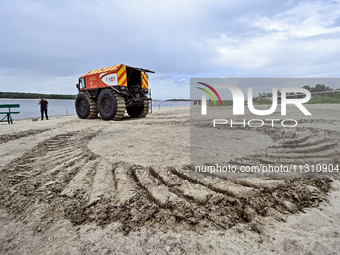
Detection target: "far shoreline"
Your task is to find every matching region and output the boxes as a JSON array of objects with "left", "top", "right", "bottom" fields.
[{"left": 10, "top": 105, "right": 188, "bottom": 120}]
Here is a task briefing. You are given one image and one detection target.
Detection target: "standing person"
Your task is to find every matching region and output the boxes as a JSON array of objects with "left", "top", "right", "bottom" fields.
[{"left": 38, "top": 97, "right": 49, "bottom": 120}]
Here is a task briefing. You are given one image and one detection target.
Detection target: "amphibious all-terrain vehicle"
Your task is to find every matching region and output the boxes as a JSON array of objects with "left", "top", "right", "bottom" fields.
[{"left": 75, "top": 64, "right": 154, "bottom": 120}]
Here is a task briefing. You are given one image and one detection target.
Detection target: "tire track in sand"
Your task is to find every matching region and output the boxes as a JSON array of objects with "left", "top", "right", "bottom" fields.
[{"left": 0, "top": 129, "right": 334, "bottom": 234}]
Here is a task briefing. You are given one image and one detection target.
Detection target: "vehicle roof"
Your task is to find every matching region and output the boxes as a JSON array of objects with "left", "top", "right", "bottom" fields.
[
  {"left": 80, "top": 64, "right": 121, "bottom": 78},
  {"left": 79, "top": 64, "right": 154, "bottom": 78}
]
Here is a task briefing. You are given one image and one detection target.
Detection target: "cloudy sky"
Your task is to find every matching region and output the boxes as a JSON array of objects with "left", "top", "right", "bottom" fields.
[{"left": 1, "top": 0, "right": 340, "bottom": 99}]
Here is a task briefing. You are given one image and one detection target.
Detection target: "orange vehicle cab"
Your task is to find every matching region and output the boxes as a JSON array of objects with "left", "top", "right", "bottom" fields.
[{"left": 75, "top": 64, "right": 154, "bottom": 120}]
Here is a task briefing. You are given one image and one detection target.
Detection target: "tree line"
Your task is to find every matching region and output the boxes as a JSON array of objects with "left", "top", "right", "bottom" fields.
[
  {"left": 0, "top": 92, "right": 76, "bottom": 99},
  {"left": 166, "top": 99, "right": 191, "bottom": 101},
  {"left": 258, "top": 84, "right": 340, "bottom": 98}
]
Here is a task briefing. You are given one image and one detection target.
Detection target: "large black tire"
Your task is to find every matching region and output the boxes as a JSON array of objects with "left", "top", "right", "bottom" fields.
[
  {"left": 75, "top": 92, "right": 98, "bottom": 119},
  {"left": 127, "top": 100, "right": 149, "bottom": 118},
  {"left": 97, "top": 89, "right": 126, "bottom": 120}
]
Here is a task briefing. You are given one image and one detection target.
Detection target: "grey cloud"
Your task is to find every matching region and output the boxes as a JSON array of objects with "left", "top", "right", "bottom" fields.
[{"left": 0, "top": 0, "right": 340, "bottom": 98}]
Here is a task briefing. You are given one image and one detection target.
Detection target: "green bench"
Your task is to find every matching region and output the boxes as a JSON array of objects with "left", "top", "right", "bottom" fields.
[{"left": 0, "top": 104, "right": 20, "bottom": 124}]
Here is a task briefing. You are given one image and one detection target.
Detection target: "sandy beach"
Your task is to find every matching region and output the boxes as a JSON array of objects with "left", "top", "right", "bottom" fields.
[{"left": 0, "top": 105, "right": 339, "bottom": 254}]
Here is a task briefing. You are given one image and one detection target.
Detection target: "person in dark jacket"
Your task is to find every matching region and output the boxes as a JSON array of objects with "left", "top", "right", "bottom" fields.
[{"left": 38, "top": 97, "right": 49, "bottom": 120}]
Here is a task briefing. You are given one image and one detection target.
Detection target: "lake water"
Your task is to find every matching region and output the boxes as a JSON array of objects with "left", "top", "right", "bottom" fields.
[{"left": 0, "top": 99, "right": 190, "bottom": 120}]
